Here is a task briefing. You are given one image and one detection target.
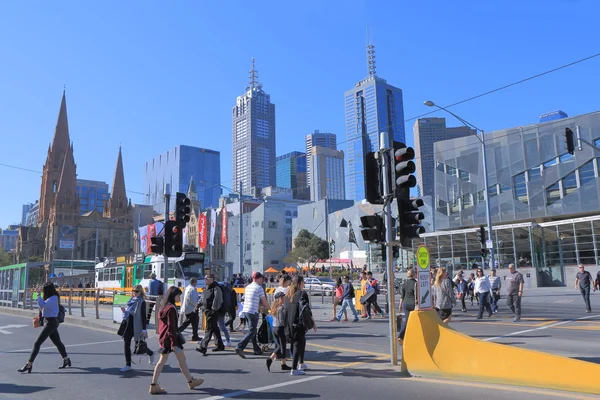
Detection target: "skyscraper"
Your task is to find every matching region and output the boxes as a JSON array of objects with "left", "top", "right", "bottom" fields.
[
  {"left": 344, "top": 43, "right": 405, "bottom": 202},
  {"left": 305, "top": 130, "right": 336, "bottom": 188},
  {"left": 413, "top": 118, "right": 474, "bottom": 198},
  {"left": 21, "top": 203, "right": 33, "bottom": 226},
  {"left": 232, "top": 58, "right": 276, "bottom": 197},
  {"left": 76, "top": 179, "right": 110, "bottom": 214},
  {"left": 276, "top": 151, "right": 309, "bottom": 200},
  {"left": 144, "top": 145, "right": 222, "bottom": 214},
  {"left": 309, "top": 147, "right": 345, "bottom": 201}
]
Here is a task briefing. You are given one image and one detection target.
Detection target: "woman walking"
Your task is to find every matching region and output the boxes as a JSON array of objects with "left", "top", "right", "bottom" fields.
[
  {"left": 18, "top": 282, "right": 70, "bottom": 373},
  {"left": 397, "top": 269, "right": 417, "bottom": 344},
  {"left": 432, "top": 267, "right": 456, "bottom": 324},
  {"left": 474, "top": 268, "right": 493, "bottom": 319},
  {"left": 455, "top": 271, "right": 468, "bottom": 312},
  {"left": 120, "top": 284, "right": 154, "bottom": 372},
  {"left": 331, "top": 277, "right": 348, "bottom": 321},
  {"left": 266, "top": 292, "right": 291, "bottom": 372},
  {"left": 149, "top": 287, "right": 203, "bottom": 395},
  {"left": 284, "top": 275, "right": 317, "bottom": 376}
]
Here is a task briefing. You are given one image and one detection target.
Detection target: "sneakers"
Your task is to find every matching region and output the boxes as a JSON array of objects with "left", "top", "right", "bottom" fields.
[
  {"left": 290, "top": 369, "right": 306, "bottom": 376},
  {"left": 120, "top": 365, "right": 132, "bottom": 372},
  {"left": 298, "top": 363, "right": 308, "bottom": 371},
  {"left": 148, "top": 353, "right": 155, "bottom": 364},
  {"left": 149, "top": 383, "right": 166, "bottom": 395},
  {"left": 513, "top": 316, "right": 521, "bottom": 322},
  {"left": 281, "top": 364, "right": 291, "bottom": 371},
  {"left": 224, "top": 341, "right": 232, "bottom": 347},
  {"left": 366, "top": 316, "right": 372, "bottom": 320},
  {"left": 334, "top": 317, "right": 341, "bottom": 322},
  {"left": 352, "top": 318, "right": 359, "bottom": 323},
  {"left": 196, "top": 347, "right": 207, "bottom": 356},
  {"left": 188, "top": 378, "right": 204, "bottom": 390}
]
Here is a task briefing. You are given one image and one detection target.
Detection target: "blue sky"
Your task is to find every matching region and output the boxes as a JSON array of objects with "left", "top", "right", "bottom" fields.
[{"left": 1, "top": 0, "right": 599, "bottom": 229}]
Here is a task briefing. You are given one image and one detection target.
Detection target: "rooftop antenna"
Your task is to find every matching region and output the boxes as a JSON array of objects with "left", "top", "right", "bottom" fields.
[
  {"left": 248, "top": 57, "right": 262, "bottom": 90},
  {"left": 367, "top": 27, "right": 376, "bottom": 77}
]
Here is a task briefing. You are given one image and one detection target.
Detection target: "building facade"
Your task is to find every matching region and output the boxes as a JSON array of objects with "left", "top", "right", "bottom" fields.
[
  {"left": 21, "top": 204, "right": 33, "bottom": 226},
  {"left": 413, "top": 118, "right": 474, "bottom": 198},
  {"left": 0, "top": 226, "right": 19, "bottom": 252},
  {"left": 76, "top": 179, "right": 110, "bottom": 214},
  {"left": 344, "top": 45, "right": 405, "bottom": 202},
  {"left": 232, "top": 59, "right": 276, "bottom": 197},
  {"left": 309, "top": 146, "right": 345, "bottom": 201},
  {"left": 306, "top": 130, "right": 336, "bottom": 188},
  {"left": 144, "top": 145, "right": 222, "bottom": 214},
  {"left": 276, "top": 151, "right": 309, "bottom": 200},
  {"left": 24, "top": 201, "right": 39, "bottom": 227}
]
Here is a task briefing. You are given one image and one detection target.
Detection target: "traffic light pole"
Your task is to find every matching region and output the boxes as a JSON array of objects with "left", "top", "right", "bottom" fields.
[
  {"left": 380, "top": 131, "right": 398, "bottom": 366},
  {"left": 164, "top": 183, "right": 171, "bottom": 286}
]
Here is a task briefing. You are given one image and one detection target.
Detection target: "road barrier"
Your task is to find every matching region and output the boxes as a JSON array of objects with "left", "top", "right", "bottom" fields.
[{"left": 402, "top": 310, "right": 600, "bottom": 396}]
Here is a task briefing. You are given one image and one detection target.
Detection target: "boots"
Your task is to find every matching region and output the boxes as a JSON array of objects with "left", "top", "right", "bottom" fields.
[
  {"left": 58, "top": 357, "right": 71, "bottom": 369},
  {"left": 18, "top": 362, "right": 32, "bottom": 373},
  {"left": 149, "top": 383, "right": 166, "bottom": 395},
  {"left": 188, "top": 378, "right": 204, "bottom": 390}
]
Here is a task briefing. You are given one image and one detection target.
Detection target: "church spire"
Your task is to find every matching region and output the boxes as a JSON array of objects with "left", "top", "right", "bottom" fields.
[
  {"left": 105, "top": 146, "right": 129, "bottom": 219},
  {"left": 188, "top": 175, "right": 197, "bottom": 195},
  {"left": 53, "top": 141, "right": 79, "bottom": 216},
  {"left": 51, "top": 90, "right": 70, "bottom": 154}
]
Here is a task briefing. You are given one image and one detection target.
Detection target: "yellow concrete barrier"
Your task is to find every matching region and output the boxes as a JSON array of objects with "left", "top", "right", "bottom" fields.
[{"left": 403, "top": 310, "right": 600, "bottom": 396}]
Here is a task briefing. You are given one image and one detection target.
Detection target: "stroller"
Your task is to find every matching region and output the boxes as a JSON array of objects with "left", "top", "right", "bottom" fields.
[{"left": 256, "top": 313, "right": 275, "bottom": 352}]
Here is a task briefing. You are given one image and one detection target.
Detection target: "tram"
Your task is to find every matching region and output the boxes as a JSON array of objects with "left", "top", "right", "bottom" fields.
[{"left": 94, "top": 251, "right": 211, "bottom": 292}]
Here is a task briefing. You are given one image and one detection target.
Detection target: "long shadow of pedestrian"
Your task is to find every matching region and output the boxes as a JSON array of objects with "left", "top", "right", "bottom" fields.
[
  {"left": 198, "top": 387, "right": 320, "bottom": 399},
  {"left": 0, "top": 383, "right": 53, "bottom": 394}
]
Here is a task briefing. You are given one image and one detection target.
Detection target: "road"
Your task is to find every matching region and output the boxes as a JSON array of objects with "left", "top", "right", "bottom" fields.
[{"left": 1, "top": 287, "right": 599, "bottom": 399}]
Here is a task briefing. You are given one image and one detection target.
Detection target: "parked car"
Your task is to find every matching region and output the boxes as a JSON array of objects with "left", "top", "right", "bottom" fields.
[{"left": 304, "top": 277, "right": 336, "bottom": 296}]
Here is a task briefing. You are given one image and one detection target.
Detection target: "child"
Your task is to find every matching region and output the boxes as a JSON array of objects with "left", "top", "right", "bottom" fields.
[{"left": 235, "top": 297, "right": 247, "bottom": 333}]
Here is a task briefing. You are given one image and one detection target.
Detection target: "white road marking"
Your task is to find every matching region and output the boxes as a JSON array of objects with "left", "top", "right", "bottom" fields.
[
  {"left": 200, "top": 372, "right": 342, "bottom": 400},
  {"left": 0, "top": 324, "right": 27, "bottom": 334},
  {"left": 2, "top": 338, "right": 125, "bottom": 354},
  {"left": 483, "top": 314, "right": 600, "bottom": 341}
]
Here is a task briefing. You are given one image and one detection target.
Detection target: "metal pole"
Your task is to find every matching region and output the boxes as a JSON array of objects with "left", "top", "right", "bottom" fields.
[
  {"left": 164, "top": 183, "right": 171, "bottom": 286},
  {"left": 94, "top": 227, "right": 99, "bottom": 262},
  {"left": 239, "top": 181, "right": 244, "bottom": 277},
  {"left": 480, "top": 131, "right": 495, "bottom": 270},
  {"left": 380, "top": 131, "right": 398, "bottom": 366},
  {"left": 70, "top": 244, "right": 74, "bottom": 276},
  {"left": 325, "top": 197, "right": 332, "bottom": 280}
]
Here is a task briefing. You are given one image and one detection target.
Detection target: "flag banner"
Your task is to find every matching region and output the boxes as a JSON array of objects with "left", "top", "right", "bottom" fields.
[
  {"left": 139, "top": 226, "right": 148, "bottom": 254},
  {"left": 209, "top": 208, "right": 217, "bottom": 246},
  {"left": 146, "top": 224, "right": 156, "bottom": 254},
  {"left": 221, "top": 208, "right": 228, "bottom": 244},
  {"left": 199, "top": 213, "right": 208, "bottom": 250},
  {"left": 182, "top": 226, "right": 188, "bottom": 247},
  {"left": 348, "top": 221, "right": 358, "bottom": 245}
]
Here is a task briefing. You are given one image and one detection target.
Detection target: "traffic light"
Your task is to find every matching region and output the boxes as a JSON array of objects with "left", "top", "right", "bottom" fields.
[
  {"left": 392, "top": 246, "right": 399, "bottom": 259},
  {"left": 477, "top": 225, "right": 486, "bottom": 246},
  {"left": 164, "top": 220, "right": 183, "bottom": 257},
  {"left": 393, "top": 141, "right": 416, "bottom": 190},
  {"left": 150, "top": 236, "right": 164, "bottom": 254},
  {"left": 397, "top": 198, "right": 425, "bottom": 247},
  {"left": 565, "top": 128, "right": 575, "bottom": 155},
  {"left": 365, "top": 152, "right": 383, "bottom": 204},
  {"left": 481, "top": 248, "right": 489, "bottom": 258},
  {"left": 329, "top": 239, "right": 335, "bottom": 255},
  {"left": 360, "top": 215, "right": 385, "bottom": 243},
  {"left": 174, "top": 192, "right": 191, "bottom": 227}
]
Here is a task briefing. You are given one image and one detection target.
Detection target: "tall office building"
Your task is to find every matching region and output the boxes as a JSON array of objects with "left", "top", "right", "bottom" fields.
[
  {"left": 21, "top": 203, "right": 33, "bottom": 226},
  {"left": 344, "top": 43, "right": 405, "bottom": 202},
  {"left": 232, "top": 58, "right": 276, "bottom": 197},
  {"left": 309, "top": 146, "right": 345, "bottom": 201},
  {"left": 276, "top": 151, "right": 309, "bottom": 200},
  {"left": 305, "top": 130, "right": 336, "bottom": 188},
  {"left": 144, "top": 145, "right": 222, "bottom": 214},
  {"left": 413, "top": 118, "right": 474, "bottom": 198},
  {"left": 76, "top": 179, "right": 110, "bottom": 214}
]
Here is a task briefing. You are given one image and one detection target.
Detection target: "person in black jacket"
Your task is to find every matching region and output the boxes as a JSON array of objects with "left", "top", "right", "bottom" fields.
[
  {"left": 196, "top": 274, "right": 224, "bottom": 355},
  {"left": 334, "top": 275, "right": 359, "bottom": 322},
  {"left": 119, "top": 284, "right": 154, "bottom": 372},
  {"left": 284, "top": 275, "right": 317, "bottom": 376}
]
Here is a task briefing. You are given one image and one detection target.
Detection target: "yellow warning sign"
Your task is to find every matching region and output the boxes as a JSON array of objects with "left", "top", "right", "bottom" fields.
[{"left": 417, "top": 245, "right": 430, "bottom": 270}]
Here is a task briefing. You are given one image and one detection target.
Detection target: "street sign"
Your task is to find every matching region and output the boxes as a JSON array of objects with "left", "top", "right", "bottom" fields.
[
  {"left": 417, "top": 271, "right": 432, "bottom": 309},
  {"left": 417, "top": 245, "right": 430, "bottom": 269},
  {"left": 486, "top": 240, "right": 493, "bottom": 249}
]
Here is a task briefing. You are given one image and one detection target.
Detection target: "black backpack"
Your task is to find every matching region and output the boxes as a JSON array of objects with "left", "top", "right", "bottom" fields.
[
  {"left": 296, "top": 291, "right": 314, "bottom": 331},
  {"left": 57, "top": 304, "right": 66, "bottom": 324},
  {"left": 219, "top": 284, "right": 232, "bottom": 313}
]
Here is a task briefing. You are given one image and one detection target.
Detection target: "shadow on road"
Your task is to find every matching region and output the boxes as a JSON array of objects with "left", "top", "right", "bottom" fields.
[
  {"left": 573, "top": 357, "right": 600, "bottom": 364},
  {"left": 339, "top": 368, "right": 405, "bottom": 379},
  {"left": 0, "top": 383, "right": 53, "bottom": 394},
  {"left": 471, "top": 335, "right": 551, "bottom": 339},
  {"left": 198, "top": 387, "right": 320, "bottom": 399}
]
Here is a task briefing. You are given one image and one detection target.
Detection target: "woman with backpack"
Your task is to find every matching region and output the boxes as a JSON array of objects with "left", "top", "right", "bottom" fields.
[
  {"left": 330, "top": 277, "right": 348, "bottom": 321},
  {"left": 18, "top": 282, "right": 70, "bottom": 373},
  {"left": 119, "top": 284, "right": 154, "bottom": 372},
  {"left": 266, "top": 291, "right": 291, "bottom": 372},
  {"left": 150, "top": 286, "right": 204, "bottom": 395},
  {"left": 432, "top": 267, "right": 456, "bottom": 324},
  {"left": 284, "top": 275, "right": 317, "bottom": 376}
]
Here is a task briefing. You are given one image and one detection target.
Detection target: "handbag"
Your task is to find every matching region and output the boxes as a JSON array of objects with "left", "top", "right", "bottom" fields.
[
  {"left": 134, "top": 339, "right": 149, "bottom": 355},
  {"left": 117, "top": 319, "right": 128, "bottom": 336},
  {"left": 32, "top": 316, "right": 42, "bottom": 328},
  {"left": 333, "top": 296, "right": 342, "bottom": 306},
  {"left": 176, "top": 332, "right": 186, "bottom": 345}
]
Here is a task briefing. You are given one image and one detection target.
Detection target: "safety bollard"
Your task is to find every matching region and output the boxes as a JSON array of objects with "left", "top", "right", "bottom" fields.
[
  {"left": 81, "top": 289, "right": 85, "bottom": 317},
  {"left": 95, "top": 289, "right": 100, "bottom": 319},
  {"left": 68, "top": 288, "right": 73, "bottom": 316}
]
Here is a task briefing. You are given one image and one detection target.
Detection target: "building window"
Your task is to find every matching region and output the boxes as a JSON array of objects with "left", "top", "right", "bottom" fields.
[
  {"left": 559, "top": 153, "right": 574, "bottom": 163},
  {"left": 268, "top": 221, "right": 277, "bottom": 229},
  {"left": 546, "top": 182, "right": 561, "bottom": 206},
  {"left": 462, "top": 194, "right": 473, "bottom": 209},
  {"left": 488, "top": 185, "right": 498, "bottom": 198},
  {"left": 562, "top": 170, "right": 577, "bottom": 196},
  {"left": 436, "top": 198, "right": 448, "bottom": 216},
  {"left": 513, "top": 172, "right": 528, "bottom": 204},
  {"left": 579, "top": 160, "right": 596, "bottom": 187},
  {"left": 458, "top": 170, "right": 469, "bottom": 181},
  {"left": 449, "top": 198, "right": 460, "bottom": 214},
  {"left": 447, "top": 166, "right": 457, "bottom": 177},
  {"left": 499, "top": 184, "right": 510, "bottom": 193},
  {"left": 477, "top": 190, "right": 485, "bottom": 203},
  {"left": 436, "top": 162, "right": 445, "bottom": 172}
]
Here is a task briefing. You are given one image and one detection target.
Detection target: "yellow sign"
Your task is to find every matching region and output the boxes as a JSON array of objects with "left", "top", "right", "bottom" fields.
[
  {"left": 417, "top": 245, "right": 430, "bottom": 270},
  {"left": 116, "top": 256, "right": 126, "bottom": 263}
]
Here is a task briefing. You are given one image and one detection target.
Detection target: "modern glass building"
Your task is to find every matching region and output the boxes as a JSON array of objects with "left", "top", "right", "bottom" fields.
[
  {"left": 408, "top": 110, "right": 600, "bottom": 286},
  {"left": 305, "top": 130, "right": 336, "bottom": 188},
  {"left": 344, "top": 69, "right": 405, "bottom": 202},
  {"left": 276, "top": 151, "right": 309, "bottom": 200},
  {"left": 144, "top": 145, "right": 222, "bottom": 214},
  {"left": 309, "top": 146, "right": 345, "bottom": 201},
  {"left": 76, "top": 179, "right": 110, "bottom": 214}
]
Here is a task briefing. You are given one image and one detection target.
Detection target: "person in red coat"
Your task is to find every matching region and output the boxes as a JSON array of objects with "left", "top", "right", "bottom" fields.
[{"left": 149, "top": 286, "right": 204, "bottom": 395}]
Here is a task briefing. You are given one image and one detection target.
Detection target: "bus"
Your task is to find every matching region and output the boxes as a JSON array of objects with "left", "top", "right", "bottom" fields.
[{"left": 94, "top": 251, "right": 208, "bottom": 292}]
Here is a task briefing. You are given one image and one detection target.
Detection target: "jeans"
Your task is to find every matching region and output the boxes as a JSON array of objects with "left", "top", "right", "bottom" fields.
[
  {"left": 124, "top": 329, "right": 153, "bottom": 366},
  {"left": 237, "top": 312, "right": 260, "bottom": 352},
  {"left": 506, "top": 293, "right": 522, "bottom": 317},
  {"left": 225, "top": 309, "right": 236, "bottom": 330},
  {"left": 217, "top": 313, "right": 231, "bottom": 342},
  {"left": 490, "top": 289, "right": 500, "bottom": 311},
  {"left": 477, "top": 292, "right": 493, "bottom": 318},
  {"left": 337, "top": 298, "right": 359, "bottom": 320},
  {"left": 398, "top": 304, "right": 414, "bottom": 340},
  {"left": 199, "top": 311, "right": 224, "bottom": 350},
  {"left": 290, "top": 328, "right": 306, "bottom": 370},
  {"left": 29, "top": 317, "right": 68, "bottom": 362},
  {"left": 178, "top": 311, "right": 199, "bottom": 338},
  {"left": 272, "top": 325, "right": 287, "bottom": 359},
  {"left": 580, "top": 286, "right": 592, "bottom": 311}
]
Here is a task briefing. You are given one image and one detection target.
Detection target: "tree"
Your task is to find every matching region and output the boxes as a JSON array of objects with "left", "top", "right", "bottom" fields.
[
  {"left": 0, "top": 247, "right": 13, "bottom": 267},
  {"left": 284, "top": 229, "right": 329, "bottom": 268}
]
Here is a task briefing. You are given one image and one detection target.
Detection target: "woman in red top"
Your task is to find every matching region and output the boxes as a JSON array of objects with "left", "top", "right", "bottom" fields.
[{"left": 149, "top": 286, "right": 203, "bottom": 395}]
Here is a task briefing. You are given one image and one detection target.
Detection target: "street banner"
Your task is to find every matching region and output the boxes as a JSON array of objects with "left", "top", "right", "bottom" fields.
[
  {"left": 59, "top": 225, "right": 76, "bottom": 249},
  {"left": 146, "top": 224, "right": 156, "bottom": 254},
  {"left": 138, "top": 226, "right": 148, "bottom": 254},
  {"left": 221, "top": 208, "right": 228, "bottom": 244},
  {"left": 209, "top": 209, "right": 217, "bottom": 246},
  {"left": 199, "top": 213, "right": 207, "bottom": 250},
  {"left": 348, "top": 221, "right": 357, "bottom": 245},
  {"left": 182, "top": 225, "right": 188, "bottom": 247}
]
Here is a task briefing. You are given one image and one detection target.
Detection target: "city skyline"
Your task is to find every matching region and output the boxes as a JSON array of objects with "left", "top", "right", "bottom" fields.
[{"left": 1, "top": 2, "right": 600, "bottom": 227}]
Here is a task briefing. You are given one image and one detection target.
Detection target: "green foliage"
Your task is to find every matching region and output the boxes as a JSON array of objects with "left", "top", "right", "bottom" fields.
[
  {"left": 0, "top": 247, "right": 13, "bottom": 267},
  {"left": 284, "top": 229, "right": 329, "bottom": 265}
]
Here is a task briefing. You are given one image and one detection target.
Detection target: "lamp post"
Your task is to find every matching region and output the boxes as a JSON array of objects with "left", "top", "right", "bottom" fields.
[{"left": 424, "top": 101, "right": 496, "bottom": 270}]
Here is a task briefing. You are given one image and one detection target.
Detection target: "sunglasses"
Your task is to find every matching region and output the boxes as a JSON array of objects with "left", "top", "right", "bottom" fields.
[{"left": 133, "top": 290, "right": 140, "bottom": 293}]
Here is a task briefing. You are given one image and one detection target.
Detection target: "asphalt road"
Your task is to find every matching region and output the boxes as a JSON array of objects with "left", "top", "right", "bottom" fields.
[{"left": 1, "top": 288, "right": 600, "bottom": 399}]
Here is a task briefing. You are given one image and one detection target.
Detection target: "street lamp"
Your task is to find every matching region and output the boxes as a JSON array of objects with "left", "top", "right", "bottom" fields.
[{"left": 424, "top": 100, "right": 496, "bottom": 270}]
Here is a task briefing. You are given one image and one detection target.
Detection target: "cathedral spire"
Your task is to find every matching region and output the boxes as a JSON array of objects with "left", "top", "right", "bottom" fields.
[
  {"left": 53, "top": 141, "right": 79, "bottom": 216},
  {"left": 51, "top": 90, "right": 70, "bottom": 154},
  {"left": 188, "top": 175, "right": 197, "bottom": 195},
  {"left": 105, "top": 146, "right": 129, "bottom": 219}
]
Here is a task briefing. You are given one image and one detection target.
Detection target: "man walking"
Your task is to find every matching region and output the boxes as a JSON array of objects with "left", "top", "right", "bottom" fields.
[
  {"left": 575, "top": 264, "right": 595, "bottom": 313},
  {"left": 235, "top": 272, "right": 270, "bottom": 358},
  {"left": 366, "top": 271, "right": 384, "bottom": 318},
  {"left": 196, "top": 274, "right": 224, "bottom": 355},
  {"left": 505, "top": 263, "right": 524, "bottom": 322},
  {"left": 488, "top": 269, "right": 502, "bottom": 313},
  {"left": 335, "top": 275, "right": 359, "bottom": 322},
  {"left": 178, "top": 277, "right": 200, "bottom": 341},
  {"left": 146, "top": 273, "right": 163, "bottom": 324}
]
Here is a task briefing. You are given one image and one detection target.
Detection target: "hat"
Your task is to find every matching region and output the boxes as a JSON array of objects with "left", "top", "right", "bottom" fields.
[
  {"left": 274, "top": 291, "right": 285, "bottom": 299},
  {"left": 252, "top": 271, "right": 263, "bottom": 280}
]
